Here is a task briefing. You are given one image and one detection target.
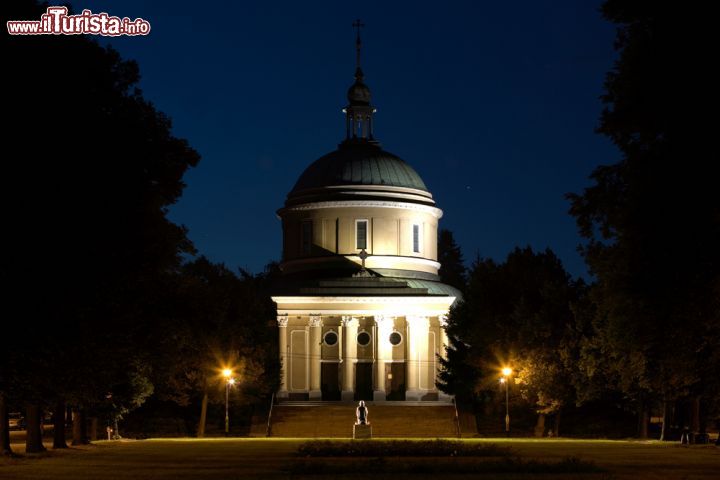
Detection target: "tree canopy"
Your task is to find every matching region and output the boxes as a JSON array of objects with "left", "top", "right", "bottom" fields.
[
  {"left": 2, "top": 0, "right": 200, "bottom": 453},
  {"left": 566, "top": 0, "right": 720, "bottom": 437}
]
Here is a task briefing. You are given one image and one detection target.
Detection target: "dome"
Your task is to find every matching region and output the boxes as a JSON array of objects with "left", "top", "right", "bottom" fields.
[
  {"left": 289, "top": 142, "right": 428, "bottom": 197},
  {"left": 347, "top": 68, "right": 371, "bottom": 105},
  {"left": 347, "top": 81, "right": 371, "bottom": 105}
]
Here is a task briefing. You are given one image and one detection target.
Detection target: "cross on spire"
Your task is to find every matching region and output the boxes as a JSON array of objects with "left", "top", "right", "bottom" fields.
[
  {"left": 352, "top": 19, "right": 365, "bottom": 69},
  {"left": 343, "top": 19, "right": 376, "bottom": 144}
]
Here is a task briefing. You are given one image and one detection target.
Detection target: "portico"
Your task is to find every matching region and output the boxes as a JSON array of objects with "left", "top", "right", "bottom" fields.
[{"left": 273, "top": 294, "right": 454, "bottom": 402}]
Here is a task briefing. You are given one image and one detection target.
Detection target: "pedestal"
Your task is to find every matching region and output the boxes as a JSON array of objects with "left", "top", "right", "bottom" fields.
[{"left": 353, "top": 424, "right": 372, "bottom": 439}]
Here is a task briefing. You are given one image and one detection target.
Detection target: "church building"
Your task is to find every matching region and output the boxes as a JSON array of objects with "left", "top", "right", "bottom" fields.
[{"left": 272, "top": 26, "right": 460, "bottom": 403}]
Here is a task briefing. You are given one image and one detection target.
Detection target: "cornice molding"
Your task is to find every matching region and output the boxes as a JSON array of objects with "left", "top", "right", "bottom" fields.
[
  {"left": 279, "top": 199, "right": 443, "bottom": 219},
  {"left": 273, "top": 296, "right": 455, "bottom": 305}
]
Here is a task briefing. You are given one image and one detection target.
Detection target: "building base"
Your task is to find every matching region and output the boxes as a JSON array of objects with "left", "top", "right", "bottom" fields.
[
  {"left": 309, "top": 389, "right": 322, "bottom": 400},
  {"left": 405, "top": 389, "right": 427, "bottom": 401},
  {"left": 341, "top": 390, "right": 354, "bottom": 401},
  {"left": 373, "top": 390, "right": 386, "bottom": 402}
]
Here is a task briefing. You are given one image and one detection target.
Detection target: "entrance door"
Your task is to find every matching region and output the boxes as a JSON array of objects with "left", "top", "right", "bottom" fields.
[
  {"left": 354, "top": 363, "right": 374, "bottom": 401},
  {"left": 385, "top": 362, "right": 406, "bottom": 400},
  {"left": 321, "top": 363, "right": 341, "bottom": 401}
]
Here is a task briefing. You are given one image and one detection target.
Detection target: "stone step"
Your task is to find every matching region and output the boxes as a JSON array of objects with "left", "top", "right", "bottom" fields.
[{"left": 269, "top": 404, "right": 459, "bottom": 438}]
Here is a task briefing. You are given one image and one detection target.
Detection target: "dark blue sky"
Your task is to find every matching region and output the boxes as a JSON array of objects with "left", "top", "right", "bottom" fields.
[{"left": 76, "top": 0, "right": 618, "bottom": 278}]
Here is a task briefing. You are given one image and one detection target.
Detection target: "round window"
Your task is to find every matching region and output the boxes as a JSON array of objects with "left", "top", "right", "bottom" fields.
[
  {"left": 389, "top": 331, "right": 402, "bottom": 346},
  {"left": 323, "top": 331, "right": 338, "bottom": 346},
  {"left": 357, "top": 331, "right": 371, "bottom": 346}
]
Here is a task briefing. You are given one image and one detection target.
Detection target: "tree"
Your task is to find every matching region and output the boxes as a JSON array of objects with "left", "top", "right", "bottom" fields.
[
  {"left": 437, "top": 300, "right": 482, "bottom": 404},
  {"left": 152, "top": 258, "right": 279, "bottom": 436},
  {"left": 437, "top": 229, "right": 467, "bottom": 293},
  {"left": 0, "top": 394, "right": 11, "bottom": 456},
  {"left": 1, "top": 0, "right": 199, "bottom": 449},
  {"left": 567, "top": 1, "right": 720, "bottom": 438},
  {"left": 438, "top": 247, "right": 580, "bottom": 434}
]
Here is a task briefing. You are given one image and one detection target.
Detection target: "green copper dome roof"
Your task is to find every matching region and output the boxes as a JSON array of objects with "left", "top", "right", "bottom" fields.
[{"left": 290, "top": 142, "right": 428, "bottom": 194}]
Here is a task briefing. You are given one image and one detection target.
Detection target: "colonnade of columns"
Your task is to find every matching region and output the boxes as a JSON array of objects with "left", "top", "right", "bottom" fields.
[{"left": 277, "top": 313, "right": 449, "bottom": 401}]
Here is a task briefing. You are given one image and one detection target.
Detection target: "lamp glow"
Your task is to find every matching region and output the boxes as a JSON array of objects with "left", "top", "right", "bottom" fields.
[
  {"left": 222, "top": 368, "right": 232, "bottom": 378},
  {"left": 502, "top": 367, "right": 512, "bottom": 377}
]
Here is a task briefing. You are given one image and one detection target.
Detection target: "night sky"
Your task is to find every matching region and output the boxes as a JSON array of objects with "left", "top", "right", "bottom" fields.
[{"left": 74, "top": 0, "right": 618, "bottom": 278}]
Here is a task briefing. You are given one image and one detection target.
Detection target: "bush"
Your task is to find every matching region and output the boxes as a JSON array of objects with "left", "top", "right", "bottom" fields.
[
  {"left": 288, "top": 456, "right": 604, "bottom": 475},
  {"left": 297, "top": 439, "right": 512, "bottom": 457}
]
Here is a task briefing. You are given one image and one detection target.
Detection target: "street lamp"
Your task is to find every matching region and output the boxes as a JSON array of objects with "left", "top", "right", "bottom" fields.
[
  {"left": 501, "top": 367, "right": 512, "bottom": 435},
  {"left": 222, "top": 369, "right": 235, "bottom": 436}
]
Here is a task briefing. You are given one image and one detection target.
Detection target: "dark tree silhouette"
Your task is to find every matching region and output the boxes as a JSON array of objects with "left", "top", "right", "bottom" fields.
[
  {"left": 438, "top": 247, "right": 580, "bottom": 435},
  {"left": 2, "top": 0, "right": 199, "bottom": 451},
  {"left": 437, "top": 229, "right": 467, "bottom": 293},
  {"left": 567, "top": 1, "right": 720, "bottom": 438},
  {"left": 0, "top": 394, "right": 11, "bottom": 456},
  {"left": 150, "top": 258, "right": 279, "bottom": 437}
]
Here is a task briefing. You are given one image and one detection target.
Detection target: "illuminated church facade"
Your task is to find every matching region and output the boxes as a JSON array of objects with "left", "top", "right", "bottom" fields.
[{"left": 272, "top": 27, "right": 460, "bottom": 402}]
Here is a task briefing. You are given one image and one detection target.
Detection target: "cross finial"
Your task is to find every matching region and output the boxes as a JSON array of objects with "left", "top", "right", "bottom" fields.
[
  {"left": 353, "top": 248, "right": 373, "bottom": 277},
  {"left": 359, "top": 248, "right": 369, "bottom": 268},
  {"left": 352, "top": 19, "right": 365, "bottom": 69}
]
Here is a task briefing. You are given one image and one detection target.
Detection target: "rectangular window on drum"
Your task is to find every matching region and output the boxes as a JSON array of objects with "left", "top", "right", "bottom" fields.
[
  {"left": 356, "top": 219, "right": 368, "bottom": 250},
  {"left": 301, "top": 220, "right": 312, "bottom": 254},
  {"left": 413, "top": 224, "right": 421, "bottom": 253}
]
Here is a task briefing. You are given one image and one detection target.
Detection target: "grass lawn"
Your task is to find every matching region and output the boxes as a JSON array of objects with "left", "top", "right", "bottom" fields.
[{"left": 1, "top": 438, "right": 718, "bottom": 479}]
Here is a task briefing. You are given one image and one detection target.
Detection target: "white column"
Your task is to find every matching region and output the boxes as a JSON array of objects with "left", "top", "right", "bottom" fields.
[
  {"left": 277, "top": 314, "right": 289, "bottom": 399},
  {"left": 374, "top": 315, "right": 394, "bottom": 401},
  {"left": 406, "top": 315, "right": 430, "bottom": 401},
  {"left": 308, "top": 315, "right": 322, "bottom": 400},
  {"left": 341, "top": 316, "right": 359, "bottom": 401}
]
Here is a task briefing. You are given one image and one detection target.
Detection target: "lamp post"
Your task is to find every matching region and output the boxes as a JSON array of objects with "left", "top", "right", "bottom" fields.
[
  {"left": 222, "top": 369, "right": 235, "bottom": 436},
  {"left": 501, "top": 367, "right": 512, "bottom": 436}
]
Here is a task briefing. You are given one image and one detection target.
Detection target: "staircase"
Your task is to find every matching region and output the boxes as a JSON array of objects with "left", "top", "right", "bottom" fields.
[{"left": 268, "top": 402, "right": 459, "bottom": 438}]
